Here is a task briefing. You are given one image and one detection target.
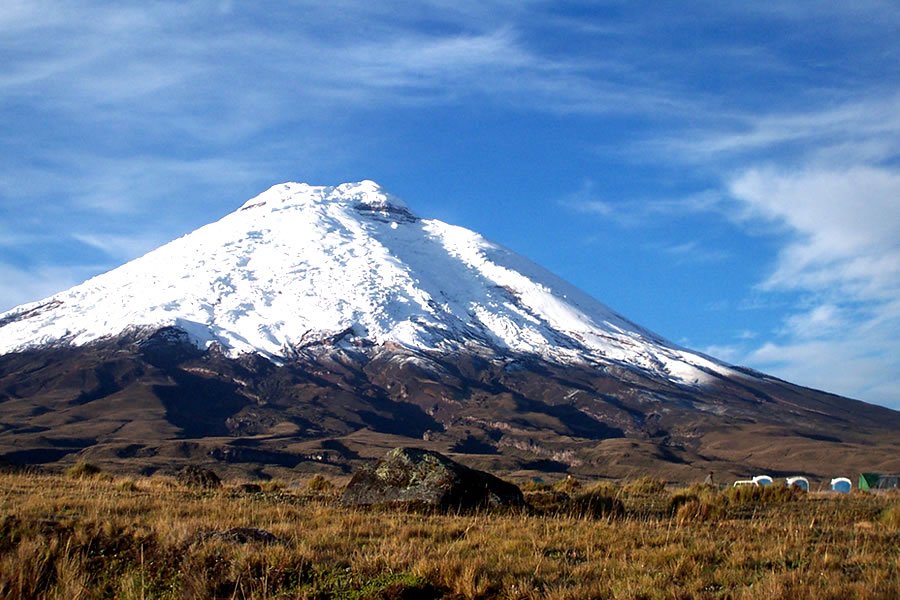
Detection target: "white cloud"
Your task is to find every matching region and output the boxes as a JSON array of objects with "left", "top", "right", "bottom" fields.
[
  {"left": 609, "top": 83, "right": 900, "bottom": 409},
  {"left": 658, "top": 241, "right": 729, "bottom": 264},
  {"left": 561, "top": 184, "right": 725, "bottom": 226},
  {"left": 722, "top": 164, "right": 900, "bottom": 408},
  {"left": 780, "top": 304, "right": 846, "bottom": 339},
  {"left": 559, "top": 180, "right": 615, "bottom": 216},
  {"left": 648, "top": 93, "right": 900, "bottom": 168},
  {"left": 0, "top": 0, "right": 708, "bottom": 157},
  {"left": 729, "top": 166, "right": 900, "bottom": 301},
  {"left": 747, "top": 330, "right": 900, "bottom": 406},
  {"left": 0, "top": 154, "right": 274, "bottom": 216}
]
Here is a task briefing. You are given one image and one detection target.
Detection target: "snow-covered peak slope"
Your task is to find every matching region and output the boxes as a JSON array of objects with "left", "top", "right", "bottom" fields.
[
  {"left": 0, "top": 181, "right": 732, "bottom": 385},
  {"left": 239, "top": 180, "right": 410, "bottom": 214}
]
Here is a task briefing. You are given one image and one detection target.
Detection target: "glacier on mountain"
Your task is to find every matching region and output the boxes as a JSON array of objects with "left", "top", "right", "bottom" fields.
[{"left": 0, "top": 180, "right": 732, "bottom": 385}]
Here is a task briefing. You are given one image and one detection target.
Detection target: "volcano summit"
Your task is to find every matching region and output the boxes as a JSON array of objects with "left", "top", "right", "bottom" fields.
[
  {"left": 0, "top": 181, "right": 897, "bottom": 480},
  {"left": 0, "top": 180, "right": 725, "bottom": 384}
]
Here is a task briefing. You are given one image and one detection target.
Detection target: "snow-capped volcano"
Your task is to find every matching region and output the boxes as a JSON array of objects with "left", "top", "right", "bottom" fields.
[
  {"left": 0, "top": 180, "right": 727, "bottom": 385},
  {"left": 3, "top": 181, "right": 900, "bottom": 480}
]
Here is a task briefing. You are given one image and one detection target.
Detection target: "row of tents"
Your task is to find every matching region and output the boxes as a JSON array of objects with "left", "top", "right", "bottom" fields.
[{"left": 732, "top": 473, "right": 900, "bottom": 493}]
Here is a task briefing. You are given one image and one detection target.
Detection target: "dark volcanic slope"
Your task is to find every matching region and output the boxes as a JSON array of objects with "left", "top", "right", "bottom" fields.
[{"left": 1, "top": 329, "right": 897, "bottom": 482}]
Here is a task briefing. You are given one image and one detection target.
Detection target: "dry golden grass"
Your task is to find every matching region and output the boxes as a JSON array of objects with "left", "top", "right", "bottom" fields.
[{"left": 0, "top": 471, "right": 898, "bottom": 599}]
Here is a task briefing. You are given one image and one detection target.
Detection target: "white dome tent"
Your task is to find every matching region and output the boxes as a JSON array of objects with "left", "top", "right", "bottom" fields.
[
  {"left": 830, "top": 477, "right": 852, "bottom": 493},
  {"left": 786, "top": 476, "right": 809, "bottom": 491}
]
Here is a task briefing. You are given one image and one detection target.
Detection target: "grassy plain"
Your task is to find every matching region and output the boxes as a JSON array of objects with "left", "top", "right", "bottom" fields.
[{"left": 0, "top": 470, "right": 897, "bottom": 599}]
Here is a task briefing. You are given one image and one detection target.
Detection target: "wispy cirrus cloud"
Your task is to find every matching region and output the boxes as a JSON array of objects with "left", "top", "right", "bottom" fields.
[
  {"left": 567, "top": 86, "right": 900, "bottom": 408},
  {"left": 558, "top": 180, "right": 615, "bottom": 216},
  {"left": 5, "top": 0, "right": 760, "bottom": 167},
  {"left": 0, "top": 153, "right": 275, "bottom": 216},
  {"left": 656, "top": 241, "right": 730, "bottom": 265},
  {"left": 631, "top": 90, "right": 900, "bottom": 407},
  {"left": 561, "top": 181, "right": 723, "bottom": 224},
  {"left": 723, "top": 164, "right": 900, "bottom": 406},
  {"left": 747, "top": 332, "right": 899, "bottom": 404},
  {"left": 728, "top": 166, "right": 900, "bottom": 300},
  {"left": 0, "top": 0, "right": 705, "bottom": 231},
  {"left": 648, "top": 93, "right": 900, "bottom": 167}
]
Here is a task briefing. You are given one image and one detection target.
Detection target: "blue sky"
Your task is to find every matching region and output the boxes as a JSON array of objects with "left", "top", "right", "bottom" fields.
[{"left": 2, "top": 1, "right": 900, "bottom": 409}]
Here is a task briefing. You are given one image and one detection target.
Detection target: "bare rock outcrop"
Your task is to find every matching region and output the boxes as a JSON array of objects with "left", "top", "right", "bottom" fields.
[{"left": 341, "top": 447, "right": 524, "bottom": 512}]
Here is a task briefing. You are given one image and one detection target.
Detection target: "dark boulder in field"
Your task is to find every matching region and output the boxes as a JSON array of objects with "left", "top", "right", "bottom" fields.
[
  {"left": 190, "top": 527, "right": 279, "bottom": 545},
  {"left": 176, "top": 465, "right": 221, "bottom": 489},
  {"left": 341, "top": 447, "right": 524, "bottom": 512},
  {"left": 235, "top": 482, "right": 262, "bottom": 494}
]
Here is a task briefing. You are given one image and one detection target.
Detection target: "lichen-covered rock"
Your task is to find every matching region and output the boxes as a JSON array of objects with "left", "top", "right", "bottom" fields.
[
  {"left": 176, "top": 465, "right": 221, "bottom": 489},
  {"left": 341, "top": 447, "right": 524, "bottom": 512}
]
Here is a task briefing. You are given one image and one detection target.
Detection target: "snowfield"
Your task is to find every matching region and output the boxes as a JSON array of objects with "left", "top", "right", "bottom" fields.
[{"left": 0, "top": 181, "right": 732, "bottom": 385}]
